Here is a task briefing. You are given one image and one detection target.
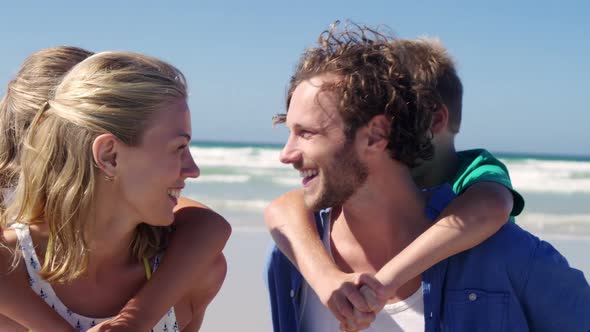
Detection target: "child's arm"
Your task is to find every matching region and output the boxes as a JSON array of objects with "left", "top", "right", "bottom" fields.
[
  {"left": 265, "top": 190, "right": 379, "bottom": 323},
  {"left": 373, "top": 182, "right": 513, "bottom": 299},
  {"left": 0, "top": 231, "right": 74, "bottom": 332},
  {"left": 90, "top": 197, "right": 231, "bottom": 331},
  {"left": 336, "top": 182, "right": 515, "bottom": 331}
]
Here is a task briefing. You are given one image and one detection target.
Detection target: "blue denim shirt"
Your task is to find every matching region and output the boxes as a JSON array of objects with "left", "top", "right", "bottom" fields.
[{"left": 265, "top": 185, "right": 590, "bottom": 331}]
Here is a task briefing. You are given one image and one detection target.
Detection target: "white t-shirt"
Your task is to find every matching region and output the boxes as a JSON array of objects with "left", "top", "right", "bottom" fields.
[{"left": 299, "top": 216, "right": 425, "bottom": 331}]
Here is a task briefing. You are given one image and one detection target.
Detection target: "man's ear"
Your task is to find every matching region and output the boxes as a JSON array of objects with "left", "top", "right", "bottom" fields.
[
  {"left": 430, "top": 104, "right": 449, "bottom": 134},
  {"left": 92, "top": 133, "right": 118, "bottom": 177},
  {"left": 366, "top": 115, "right": 390, "bottom": 151}
]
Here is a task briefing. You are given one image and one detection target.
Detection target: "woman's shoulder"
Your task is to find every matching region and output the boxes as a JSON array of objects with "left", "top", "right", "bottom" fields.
[
  {"left": 1, "top": 227, "right": 20, "bottom": 272},
  {"left": 1, "top": 223, "right": 49, "bottom": 272},
  {"left": 0, "top": 226, "right": 30, "bottom": 291},
  {"left": 0, "top": 233, "right": 28, "bottom": 331},
  {"left": 173, "top": 198, "right": 231, "bottom": 241},
  {"left": 1, "top": 226, "right": 18, "bottom": 247},
  {"left": 1, "top": 226, "right": 22, "bottom": 265}
]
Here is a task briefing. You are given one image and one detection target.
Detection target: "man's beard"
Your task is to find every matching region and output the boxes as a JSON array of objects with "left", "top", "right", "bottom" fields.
[{"left": 306, "top": 140, "right": 368, "bottom": 211}]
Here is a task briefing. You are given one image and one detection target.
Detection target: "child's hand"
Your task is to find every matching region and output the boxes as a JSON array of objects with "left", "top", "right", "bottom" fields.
[
  {"left": 338, "top": 308, "right": 376, "bottom": 332},
  {"left": 313, "top": 270, "right": 385, "bottom": 330},
  {"left": 359, "top": 283, "right": 387, "bottom": 313},
  {"left": 337, "top": 278, "right": 388, "bottom": 332}
]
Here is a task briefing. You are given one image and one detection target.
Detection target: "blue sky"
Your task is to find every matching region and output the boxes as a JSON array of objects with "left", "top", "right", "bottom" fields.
[{"left": 1, "top": 1, "right": 588, "bottom": 156}]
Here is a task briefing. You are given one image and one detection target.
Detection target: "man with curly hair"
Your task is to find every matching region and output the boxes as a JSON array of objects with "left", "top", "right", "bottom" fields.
[{"left": 266, "top": 23, "right": 590, "bottom": 332}]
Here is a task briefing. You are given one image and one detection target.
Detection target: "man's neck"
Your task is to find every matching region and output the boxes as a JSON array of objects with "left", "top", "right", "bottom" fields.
[{"left": 329, "top": 163, "right": 431, "bottom": 273}]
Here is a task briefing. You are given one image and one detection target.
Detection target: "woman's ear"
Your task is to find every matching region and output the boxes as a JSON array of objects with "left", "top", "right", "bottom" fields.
[
  {"left": 92, "top": 133, "right": 118, "bottom": 177},
  {"left": 366, "top": 115, "right": 391, "bottom": 151}
]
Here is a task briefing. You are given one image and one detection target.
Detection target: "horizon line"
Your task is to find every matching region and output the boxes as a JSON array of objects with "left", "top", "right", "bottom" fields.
[{"left": 190, "top": 138, "right": 590, "bottom": 161}]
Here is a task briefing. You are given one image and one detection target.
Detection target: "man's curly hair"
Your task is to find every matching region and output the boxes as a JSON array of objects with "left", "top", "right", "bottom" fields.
[{"left": 275, "top": 22, "right": 441, "bottom": 167}]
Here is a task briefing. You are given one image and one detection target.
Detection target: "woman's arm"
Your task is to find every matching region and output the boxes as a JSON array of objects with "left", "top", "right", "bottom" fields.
[
  {"left": 90, "top": 197, "right": 231, "bottom": 331},
  {"left": 180, "top": 254, "right": 227, "bottom": 331},
  {"left": 0, "top": 229, "right": 74, "bottom": 331}
]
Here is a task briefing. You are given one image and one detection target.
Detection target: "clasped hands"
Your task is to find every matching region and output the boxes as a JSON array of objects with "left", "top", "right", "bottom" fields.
[{"left": 317, "top": 271, "right": 392, "bottom": 332}]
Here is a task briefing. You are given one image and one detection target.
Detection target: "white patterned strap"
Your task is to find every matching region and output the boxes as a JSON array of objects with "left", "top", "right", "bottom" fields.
[
  {"left": 12, "top": 224, "right": 44, "bottom": 287},
  {"left": 146, "top": 253, "right": 179, "bottom": 332}
]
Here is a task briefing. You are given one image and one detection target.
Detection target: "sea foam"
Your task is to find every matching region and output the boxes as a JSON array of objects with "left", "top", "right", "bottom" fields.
[
  {"left": 188, "top": 145, "right": 590, "bottom": 195},
  {"left": 504, "top": 159, "right": 590, "bottom": 194}
]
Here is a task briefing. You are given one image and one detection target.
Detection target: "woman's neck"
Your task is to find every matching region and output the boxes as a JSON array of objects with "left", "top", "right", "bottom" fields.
[{"left": 84, "top": 184, "right": 144, "bottom": 278}]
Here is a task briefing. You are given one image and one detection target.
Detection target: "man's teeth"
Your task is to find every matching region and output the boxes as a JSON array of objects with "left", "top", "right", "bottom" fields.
[
  {"left": 167, "top": 189, "right": 181, "bottom": 198},
  {"left": 299, "top": 170, "right": 318, "bottom": 178}
]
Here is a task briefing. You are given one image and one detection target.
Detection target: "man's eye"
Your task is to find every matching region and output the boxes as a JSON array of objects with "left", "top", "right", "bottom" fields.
[
  {"left": 177, "top": 144, "right": 187, "bottom": 151},
  {"left": 299, "top": 131, "right": 313, "bottom": 139}
]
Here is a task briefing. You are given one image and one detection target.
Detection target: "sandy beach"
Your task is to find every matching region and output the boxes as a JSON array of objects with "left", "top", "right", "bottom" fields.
[{"left": 200, "top": 229, "right": 273, "bottom": 331}]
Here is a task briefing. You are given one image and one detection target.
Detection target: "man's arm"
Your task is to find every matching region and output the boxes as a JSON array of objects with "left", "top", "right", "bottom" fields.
[{"left": 91, "top": 197, "right": 231, "bottom": 331}]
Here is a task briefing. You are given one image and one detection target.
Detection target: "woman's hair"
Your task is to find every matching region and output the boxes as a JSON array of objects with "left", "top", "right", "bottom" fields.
[
  {"left": 0, "top": 46, "right": 93, "bottom": 192},
  {"left": 2, "top": 51, "right": 188, "bottom": 282}
]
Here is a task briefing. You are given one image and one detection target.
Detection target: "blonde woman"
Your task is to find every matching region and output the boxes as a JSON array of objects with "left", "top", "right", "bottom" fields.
[{"left": 0, "top": 51, "right": 229, "bottom": 331}]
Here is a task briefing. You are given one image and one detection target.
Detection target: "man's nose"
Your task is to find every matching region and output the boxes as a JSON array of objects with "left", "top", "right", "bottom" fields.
[{"left": 279, "top": 135, "right": 301, "bottom": 165}]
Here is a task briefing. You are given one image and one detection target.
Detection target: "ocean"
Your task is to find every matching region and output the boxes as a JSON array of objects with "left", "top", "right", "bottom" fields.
[
  {"left": 184, "top": 140, "right": 590, "bottom": 236},
  {"left": 191, "top": 140, "right": 590, "bottom": 331}
]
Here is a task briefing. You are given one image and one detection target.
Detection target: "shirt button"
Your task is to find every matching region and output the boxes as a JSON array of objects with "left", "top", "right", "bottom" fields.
[
  {"left": 468, "top": 292, "right": 478, "bottom": 301},
  {"left": 290, "top": 289, "right": 295, "bottom": 298}
]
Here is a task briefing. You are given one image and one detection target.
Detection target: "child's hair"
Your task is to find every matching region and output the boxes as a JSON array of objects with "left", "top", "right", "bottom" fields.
[
  {"left": 2, "top": 51, "right": 188, "bottom": 283},
  {"left": 393, "top": 38, "right": 464, "bottom": 133}
]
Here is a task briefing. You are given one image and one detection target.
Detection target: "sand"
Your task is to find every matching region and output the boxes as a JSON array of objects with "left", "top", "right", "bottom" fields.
[{"left": 200, "top": 229, "right": 274, "bottom": 331}]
